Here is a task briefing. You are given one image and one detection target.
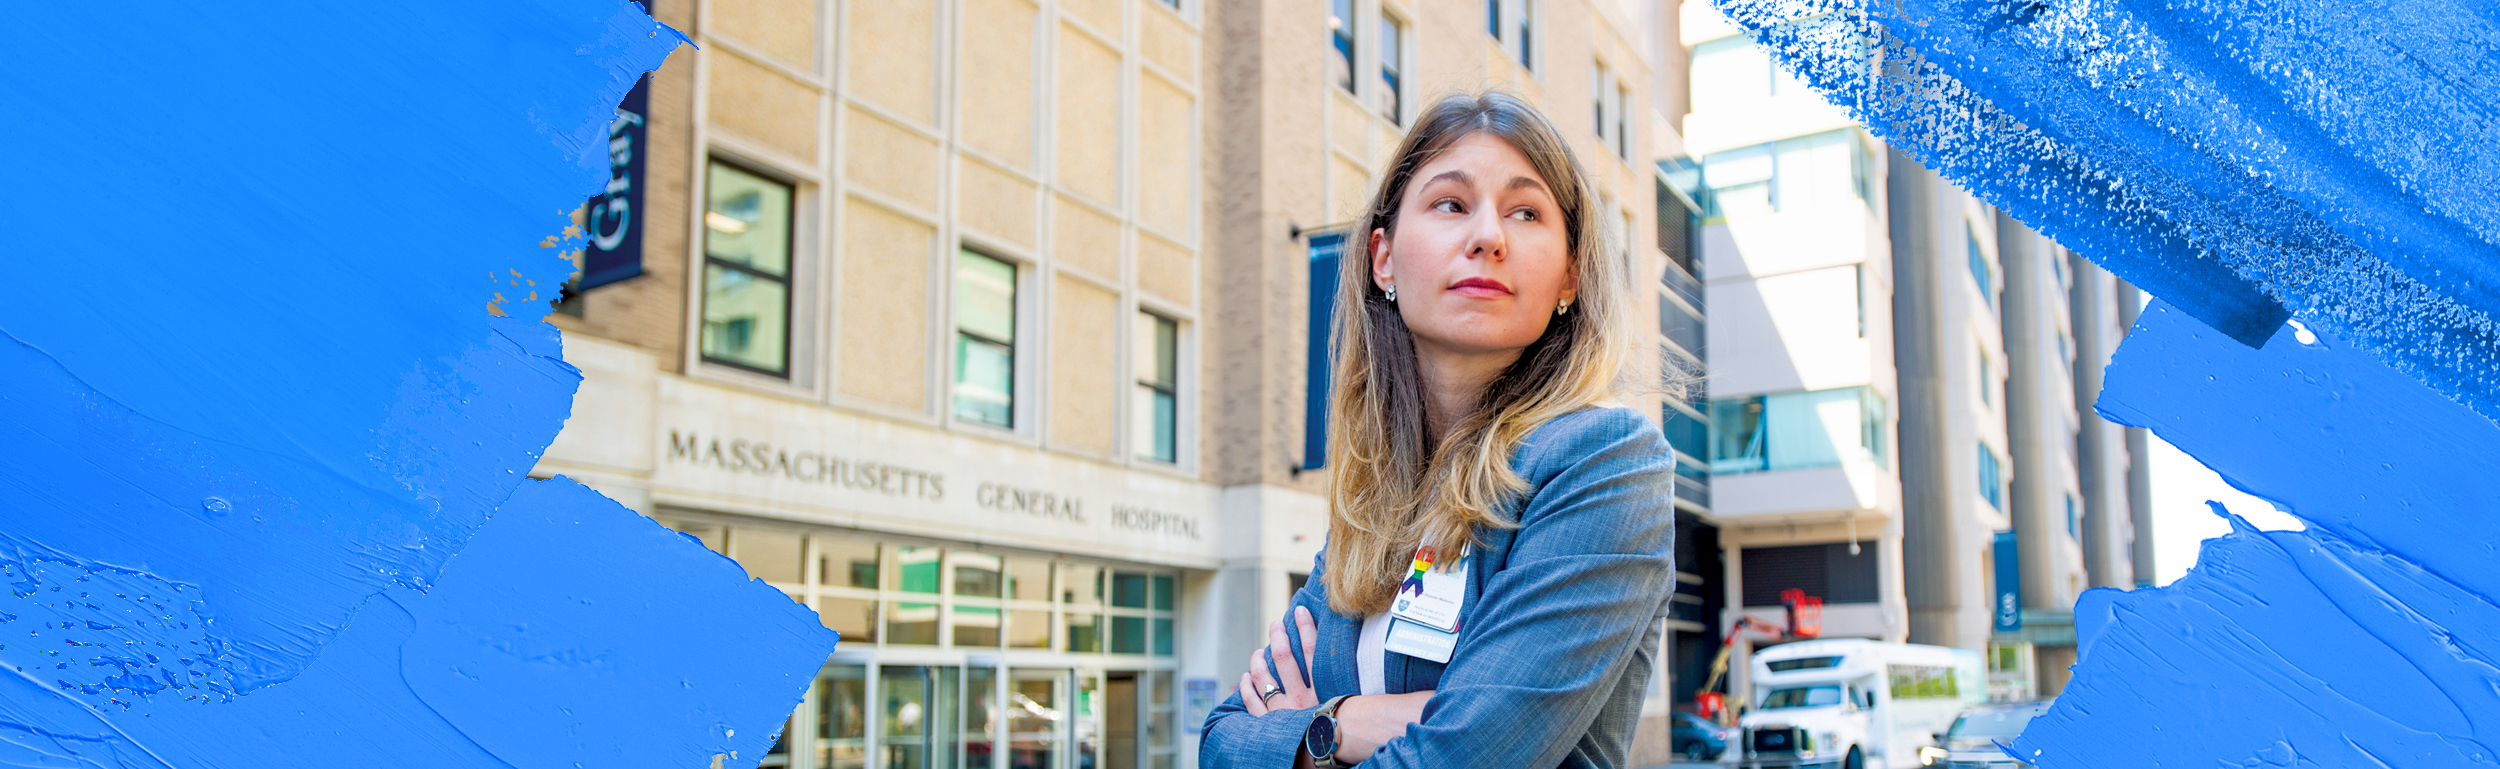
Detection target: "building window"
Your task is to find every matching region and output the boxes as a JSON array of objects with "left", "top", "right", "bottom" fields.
[
  {"left": 1514, "top": 0, "right": 1534, "bottom": 68},
  {"left": 1978, "top": 444, "right": 2003, "bottom": 510},
  {"left": 1491, "top": 0, "right": 1533, "bottom": 69},
  {"left": 699, "top": 160, "right": 795, "bottom": 376},
  {"left": 1134, "top": 312, "right": 1179, "bottom": 464},
  {"left": 1739, "top": 543, "right": 1878, "bottom": 605},
  {"left": 1328, "top": 0, "right": 1356, "bottom": 95},
  {"left": 1591, "top": 63, "right": 1633, "bottom": 161},
  {"left": 1661, "top": 399, "right": 1710, "bottom": 465},
  {"left": 1968, "top": 221, "right": 1996, "bottom": 309},
  {"left": 1659, "top": 290, "right": 1704, "bottom": 360},
  {"left": 1854, "top": 263, "right": 1867, "bottom": 338},
  {"left": 1615, "top": 82, "right": 1633, "bottom": 160},
  {"left": 1699, "top": 130, "right": 1870, "bottom": 219},
  {"left": 1710, "top": 386, "right": 1888, "bottom": 474},
  {"left": 954, "top": 250, "right": 1017, "bottom": 428},
  {"left": 665, "top": 523, "right": 1181, "bottom": 658},
  {"left": 1378, "top": 13, "right": 1406, "bottom": 123},
  {"left": 1592, "top": 62, "right": 1609, "bottom": 142},
  {"left": 1978, "top": 344, "right": 1992, "bottom": 406},
  {"left": 1656, "top": 164, "right": 1706, "bottom": 280},
  {"left": 2066, "top": 494, "right": 2080, "bottom": 537}
]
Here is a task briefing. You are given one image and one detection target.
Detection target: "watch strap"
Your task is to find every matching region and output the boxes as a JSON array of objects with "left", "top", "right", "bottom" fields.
[
  {"left": 1314, "top": 694, "right": 1352, "bottom": 718},
  {"left": 1307, "top": 695, "right": 1353, "bottom": 768}
]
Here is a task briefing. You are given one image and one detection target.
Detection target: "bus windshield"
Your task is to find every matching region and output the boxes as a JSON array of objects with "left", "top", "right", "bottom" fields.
[{"left": 1759, "top": 685, "right": 1844, "bottom": 709}]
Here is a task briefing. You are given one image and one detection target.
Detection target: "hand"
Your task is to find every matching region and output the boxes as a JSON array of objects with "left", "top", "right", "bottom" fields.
[
  {"left": 1332, "top": 690, "right": 1435, "bottom": 764},
  {"left": 1237, "top": 606, "right": 1322, "bottom": 716}
]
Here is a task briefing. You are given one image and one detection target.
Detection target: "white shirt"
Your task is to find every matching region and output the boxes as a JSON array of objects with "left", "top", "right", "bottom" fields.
[{"left": 1356, "top": 611, "right": 1392, "bottom": 696}]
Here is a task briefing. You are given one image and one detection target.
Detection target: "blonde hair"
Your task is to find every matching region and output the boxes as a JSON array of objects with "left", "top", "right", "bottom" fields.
[{"left": 1322, "top": 91, "right": 1635, "bottom": 616}]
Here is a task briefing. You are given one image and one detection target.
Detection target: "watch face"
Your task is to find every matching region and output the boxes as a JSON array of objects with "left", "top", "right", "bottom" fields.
[{"left": 1308, "top": 715, "right": 1338, "bottom": 755}]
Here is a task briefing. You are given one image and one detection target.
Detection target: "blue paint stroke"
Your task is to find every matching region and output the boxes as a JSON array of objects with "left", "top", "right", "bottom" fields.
[
  {"left": 1713, "top": 0, "right": 2500, "bottom": 423},
  {"left": 2009, "top": 301, "right": 2500, "bottom": 767},
  {"left": 0, "top": 0, "right": 835, "bottom": 766}
]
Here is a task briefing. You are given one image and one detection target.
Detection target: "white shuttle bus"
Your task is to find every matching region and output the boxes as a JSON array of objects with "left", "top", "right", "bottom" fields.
[{"left": 1733, "top": 638, "right": 1987, "bottom": 769}]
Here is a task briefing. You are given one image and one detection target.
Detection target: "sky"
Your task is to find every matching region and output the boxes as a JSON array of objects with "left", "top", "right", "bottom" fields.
[{"left": 2144, "top": 432, "right": 2302, "bottom": 586}]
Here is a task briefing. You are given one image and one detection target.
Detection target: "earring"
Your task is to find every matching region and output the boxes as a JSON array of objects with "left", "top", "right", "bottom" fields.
[
  {"left": 1557, "top": 300, "right": 1570, "bottom": 316},
  {"left": 1386, "top": 284, "right": 1398, "bottom": 302}
]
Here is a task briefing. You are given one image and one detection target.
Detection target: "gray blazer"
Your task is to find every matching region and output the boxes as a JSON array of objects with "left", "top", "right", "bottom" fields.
[{"left": 1200, "top": 406, "right": 1678, "bottom": 768}]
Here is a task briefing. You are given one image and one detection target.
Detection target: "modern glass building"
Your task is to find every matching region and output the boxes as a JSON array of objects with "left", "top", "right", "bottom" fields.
[{"left": 1656, "top": 159, "right": 1729, "bottom": 713}]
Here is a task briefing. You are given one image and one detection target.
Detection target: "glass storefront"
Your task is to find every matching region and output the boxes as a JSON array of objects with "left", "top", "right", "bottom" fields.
[{"left": 661, "top": 515, "right": 1181, "bottom": 769}]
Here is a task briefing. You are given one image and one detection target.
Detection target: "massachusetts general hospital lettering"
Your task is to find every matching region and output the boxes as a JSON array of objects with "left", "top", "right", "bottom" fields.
[
  {"left": 976, "top": 482, "right": 1085, "bottom": 524},
  {"left": 667, "top": 430, "right": 943, "bottom": 501},
  {"left": 666, "top": 429, "right": 1204, "bottom": 541}
]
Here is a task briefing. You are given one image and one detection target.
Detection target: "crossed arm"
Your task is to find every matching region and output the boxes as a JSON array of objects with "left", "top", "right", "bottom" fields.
[
  {"left": 1232, "top": 604, "right": 1435, "bottom": 767},
  {"left": 1199, "top": 410, "right": 1677, "bottom": 768}
]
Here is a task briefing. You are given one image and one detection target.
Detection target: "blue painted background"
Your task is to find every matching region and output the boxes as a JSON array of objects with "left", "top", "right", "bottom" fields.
[
  {"left": 0, "top": 1, "right": 839, "bottom": 766},
  {"left": 1710, "top": 0, "right": 2500, "bottom": 764}
]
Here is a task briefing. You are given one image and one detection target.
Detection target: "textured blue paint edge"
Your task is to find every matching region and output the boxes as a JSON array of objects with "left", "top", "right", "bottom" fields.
[
  {"left": 1712, "top": 0, "right": 2500, "bottom": 424},
  {"left": 0, "top": 1, "right": 837, "bottom": 766}
]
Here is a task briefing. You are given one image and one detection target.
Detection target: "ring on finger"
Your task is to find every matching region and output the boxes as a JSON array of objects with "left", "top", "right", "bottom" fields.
[{"left": 1259, "top": 684, "right": 1285, "bottom": 701}]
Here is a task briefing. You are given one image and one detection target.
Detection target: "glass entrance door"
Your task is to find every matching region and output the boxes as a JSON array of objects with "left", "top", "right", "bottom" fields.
[
  {"left": 881, "top": 665, "right": 962, "bottom": 769},
  {"left": 1007, "top": 669, "right": 1068, "bottom": 769},
  {"left": 799, "top": 663, "right": 1168, "bottom": 769},
  {"left": 1102, "top": 672, "right": 1138, "bottom": 769},
  {"left": 965, "top": 665, "right": 1000, "bottom": 769},
  {"left": 818, "top": 664, "right": 870, "bottom": 769}
]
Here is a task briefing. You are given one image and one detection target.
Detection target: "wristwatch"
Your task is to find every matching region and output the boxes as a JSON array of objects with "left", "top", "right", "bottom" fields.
[{"left": 1303, "top": 695, "right": 1352, "bottom": 768}]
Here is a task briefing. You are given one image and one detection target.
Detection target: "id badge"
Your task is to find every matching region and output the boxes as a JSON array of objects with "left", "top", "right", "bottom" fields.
[
  {"left": 1383, "top": 617, "right": 1457, "bottom": 663},
  {"left": 1390, "top": 545, "right": 1468, "bottom": 633}
]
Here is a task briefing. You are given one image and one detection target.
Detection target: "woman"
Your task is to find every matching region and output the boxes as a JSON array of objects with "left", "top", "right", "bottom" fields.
[{"left": 1199, "top": 92, "right": 1676, "bottom": 768}]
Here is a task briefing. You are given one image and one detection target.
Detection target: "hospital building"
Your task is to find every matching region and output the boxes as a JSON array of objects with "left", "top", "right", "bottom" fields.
[{"left": 533, "top": 0, "right": 1699, "bottom": 767}]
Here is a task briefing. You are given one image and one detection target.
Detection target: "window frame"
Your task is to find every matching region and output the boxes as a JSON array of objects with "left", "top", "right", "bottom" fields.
[
  {"left": 950, "top": 248, "right": 1025, "bottom": 432},
  {"left": 1615, "top": 80, "right": 1633, "bottom": 161},
  {"left": 1329, "top": 0, "right": 1358, "bottom": 95},
  {"left": 1967, "top": 218, "right": 1998, "bottom": 310},
  {"left": 1491, "top": 0, "right": 1537, "bottom": 71},
  {"left": 1592, "top": 60, "right": 1610, "bottom": 143},
  {"left": 1378, "top": 10, "right": 1408, "bottom": 125},
  {"left": 664, "top": 515, "right": 1185, "bottom": 660},
  {"left": 1977, "top": 342, "right": 1993, "bottom": 407},
  {"left": 1132, "top": 310, "right": 1182, "bottom": 465},
  {"left": 1977, "top": 443, "right": 2004, "bottom": 510},
  {"left": 1708, "top": 385, "right": 1888, "bottom": 475},
  {"left": 1593, "top": 61, "right": 1631, "bottom": 163},
  {"left": 1698, "top": 130, "right": 1873, "bottom": 222},
  {"left": 696, "top": 155, "right": 801, "bottom": 380}
]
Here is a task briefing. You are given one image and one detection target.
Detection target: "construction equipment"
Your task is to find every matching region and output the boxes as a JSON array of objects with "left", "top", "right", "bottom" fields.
[{"left": 1694, "top": 589, "right": 1824, "bottom": 722}]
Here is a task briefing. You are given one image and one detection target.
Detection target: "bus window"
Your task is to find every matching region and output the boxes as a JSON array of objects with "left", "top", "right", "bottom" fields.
[{"left": 1760, "top": 685, "right": 1844, "bottom": 709}]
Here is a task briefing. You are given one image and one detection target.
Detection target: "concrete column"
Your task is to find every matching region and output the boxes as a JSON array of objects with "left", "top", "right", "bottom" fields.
[
  {"left": 1888, "top": 150, "right": 1962, "bottom": 648},
  {"left": 1995, "top": 213, "right": 2062, "bottom": 612},
  {"left": 2069, "top": 257, "right": 2133, "bottom": 588},
  {"left": 2115, "top": 281, "right": 2157, "bottom": 586},
  {"left": 1878, "top": 515, "right": 1910, "bottom": 643}
]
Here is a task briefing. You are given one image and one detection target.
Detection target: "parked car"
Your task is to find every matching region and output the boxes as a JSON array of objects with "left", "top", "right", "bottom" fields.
[
  {"left": 1915, "top": 701, "right": 2054, "bottom": 768},
  {"left": 1672, "top": 710, "right": 1730, "bottom": 761}
]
